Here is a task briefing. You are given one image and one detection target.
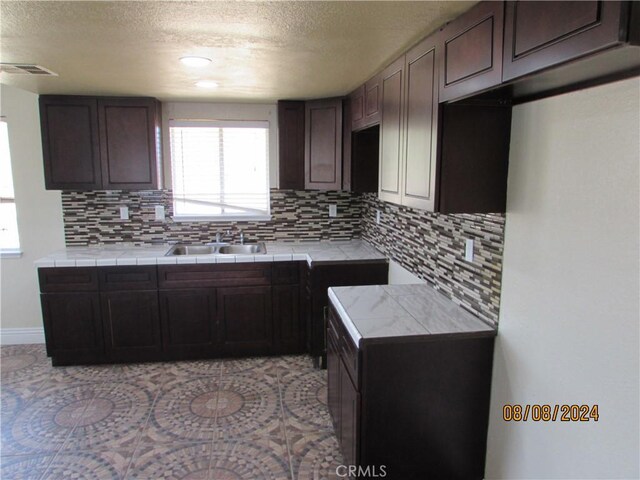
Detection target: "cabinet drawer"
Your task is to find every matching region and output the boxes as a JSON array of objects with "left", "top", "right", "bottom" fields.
[
  {"left": 38, "top": 267, "right": 98, "bottom": 292},
  {"left": 98, "top": 266, "right": 158, "bottom": 291},
  {"left": 158, "top": 263, "right": 271, "bottom": 289},
  {"left": 272, "top": 262, "right": 301, "bottom": 285}
]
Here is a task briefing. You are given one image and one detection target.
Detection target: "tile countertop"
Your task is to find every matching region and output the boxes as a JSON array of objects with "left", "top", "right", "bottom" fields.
[
  {"left": 34, "top": 240, "right": 387, "bottom": 268},
  {"left": 328, "top": 284, "right": 496, "bottom": 346}
]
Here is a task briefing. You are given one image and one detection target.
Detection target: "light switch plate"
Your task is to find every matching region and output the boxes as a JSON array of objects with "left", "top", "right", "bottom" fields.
[
  {"left": 465, "top": 239, "right": 474, "bottom": 262},
  {"left": 119, "top": 206, "right": 129, "bottom": 220},
  {"left": 328, "top": 204, "right": 337, "bottom": 217},
  {"left": 155, "top": 205, "right": 165, "bottom": 221}
]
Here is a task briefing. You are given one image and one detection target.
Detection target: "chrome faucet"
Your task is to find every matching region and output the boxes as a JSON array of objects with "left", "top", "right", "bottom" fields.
[{"left": 239, "top": 230, "right": 245, "bottom": 245}]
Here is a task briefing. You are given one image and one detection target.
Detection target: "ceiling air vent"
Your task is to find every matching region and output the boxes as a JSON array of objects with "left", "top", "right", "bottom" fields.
[{"left": 0, "top": 63, "right": 58, "bottom": 76}]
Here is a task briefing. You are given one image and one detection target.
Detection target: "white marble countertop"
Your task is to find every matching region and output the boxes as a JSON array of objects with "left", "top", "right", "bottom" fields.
[
  {"left": 328, "top": 283, "right": 496, "bottom": 346},
  {"left": 34, "top": 240, "right": 387, "bottom": 268}
]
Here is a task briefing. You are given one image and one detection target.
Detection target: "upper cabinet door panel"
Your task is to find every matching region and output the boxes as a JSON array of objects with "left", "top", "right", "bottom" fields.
[
  {"left": 378, "top": 57, "right": 404, "bottom": 204},
  {"left": 439, "top": 1, "right": 504, "bottom": 102},
  {"left": 98, "top": 98, "right": 159, "bottom": 190},
  {"left": 350, "top": 86, "right": 365, "bottom": 131},
  {"left": 503, "top": 1, "right": 626, "bottom": 81},
  {"left": 305, "top": 98, "right": 343, "bottom": 190},
  {"left": 363, "top": 74, "right": 381, "bottom": 126},
  {"left": 403, "top": 38, "right": 438, "bottom": 211},
  {"left": 277, "top": 101, "right": 305, "bottom": 190},
  {"left": 39, "top": 96, "right": 102, "bottom": 190}
]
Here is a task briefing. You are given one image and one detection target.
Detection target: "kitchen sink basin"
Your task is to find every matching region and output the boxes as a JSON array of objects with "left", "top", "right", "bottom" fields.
[
  {"left": 166, "top": 245, "right": 217, "bottom": 256},
  {"left": 218, "top": 243, "right": 266, "bottom": 255},
  {"left": 165, "top": 243, "right": 266, "bottom": 256}
]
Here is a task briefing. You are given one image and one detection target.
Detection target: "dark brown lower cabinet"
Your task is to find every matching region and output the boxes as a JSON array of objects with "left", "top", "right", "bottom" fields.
[
  {"left": 159, "top": 288, "right": 218, "bottom": 360},
  {"left": 327, "top": 306, "right": 495, "bottom": 480},
  {"left": 338, "top": 357, "right": 360, "bottom": 467},
  {"left": 101, "top": 290, "right": 161, "bottom": 362},
  {"left": 272, "top": 285, "right": 303, "bottom": 354},
  {"left": 306, "top": 261, "right": 388, "bottom": 368},
  {"left": 40, "top": 292, "right": 103, "bottom": 365},
  {"left": 218, "top": 286, "right": 272, "bottom": 356}
]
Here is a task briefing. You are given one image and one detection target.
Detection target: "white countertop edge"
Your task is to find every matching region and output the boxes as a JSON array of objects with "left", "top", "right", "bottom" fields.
[{"left": 328, "top": 288, "right": 362, "bottom": 346}]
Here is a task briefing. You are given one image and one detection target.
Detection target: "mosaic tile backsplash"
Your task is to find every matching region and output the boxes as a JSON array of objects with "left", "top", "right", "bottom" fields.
[
  {"left": 61, "top": 189, "right": 362, "bottom": 245},
  {"left": 360, "top": 193, "right": 505, "bottom": 326},
  {"left": 61, "top": 189, "right": 504, "bottom": 325}
]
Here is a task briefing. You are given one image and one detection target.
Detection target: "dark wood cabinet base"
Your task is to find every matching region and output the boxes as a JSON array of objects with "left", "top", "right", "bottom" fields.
[{"left": 38, "top": 263, "right": 305, "bottom": 366}]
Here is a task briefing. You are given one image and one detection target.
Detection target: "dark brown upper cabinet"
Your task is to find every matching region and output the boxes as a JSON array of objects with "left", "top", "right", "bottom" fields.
[
  {"left": 277, "top": 100, "right": 305, "bottom": 190},
  {"left": 40, "top": 96, "right": 102, "bottom": 190},
  {"left": 349, "top": 85, "right": 365, "bottom": 131},
  {"left": 98, "top": 98, "right": 160, "bottom": 190},
  {"left": 379, "top": 37, "right": 441, "bottom": 210},
  {"left": 39, "top": 95, "right": 161, "bottom": 191},
  {"left": 439, "top": 1, "right": 505, "bottom": 103},
  {"left": 350, "top": 73, "right": 382, "bottom": 132},
  {"left": 503, "top": 1, "right": 638, "bottom": 82},
  {"left": 378, "top": 56, "right": 405, "bottom": 205},
  {"left": 305, "top": 98, "right": 343, "bottom": 190}
]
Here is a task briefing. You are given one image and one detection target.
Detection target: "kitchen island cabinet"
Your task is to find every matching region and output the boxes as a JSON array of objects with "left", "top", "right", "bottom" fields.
[{"left": 327, "top": 284, "right": 496, "bottom": 479}]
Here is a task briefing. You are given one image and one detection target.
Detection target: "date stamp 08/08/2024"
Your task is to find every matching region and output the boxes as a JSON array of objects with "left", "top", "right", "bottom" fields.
[{"left": 502, "top": 404, "right": 599, "bottom": 422}]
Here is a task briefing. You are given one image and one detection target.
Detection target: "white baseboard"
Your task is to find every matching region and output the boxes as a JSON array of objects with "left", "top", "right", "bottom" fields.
[{"left": 0, "top": 327, "right": 45, "bottom": 345}]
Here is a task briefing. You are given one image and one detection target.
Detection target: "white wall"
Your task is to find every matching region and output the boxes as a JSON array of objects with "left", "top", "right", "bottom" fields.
[
  {"left": 485, "top": 78, "right": 640, "bottom": 479},
  {"left": 0, "top": 84, "right": 65, "bottom": 335}
]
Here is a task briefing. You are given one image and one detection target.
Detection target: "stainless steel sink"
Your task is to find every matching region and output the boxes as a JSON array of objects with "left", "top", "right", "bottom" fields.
[
  {"left": 166, "top": 245, "right": 217, "bottom": 256},
  {"left": 218, "top": 243, "right": 266, "bottom": 255},
  {"left": 165, "top": 243, "right": 266, "bottom": 256}
]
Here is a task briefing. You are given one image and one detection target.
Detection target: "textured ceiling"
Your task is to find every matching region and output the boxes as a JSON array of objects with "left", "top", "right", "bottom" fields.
[{"left": 0, "top": 1, "right": 475, "bottom": 102}]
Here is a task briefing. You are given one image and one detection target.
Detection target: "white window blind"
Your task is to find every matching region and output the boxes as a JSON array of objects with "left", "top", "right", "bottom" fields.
[
  {"left": 169, "top": 120, "right": 270, "bottom": 220},
  {"left": 0, "top": 119, "right": 21, "bottom": 253}
]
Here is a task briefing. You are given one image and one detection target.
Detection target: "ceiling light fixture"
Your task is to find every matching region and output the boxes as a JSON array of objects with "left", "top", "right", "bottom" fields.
[
  {"left": 195, "top": 80, "right": 219, "bottom": 89},
  {"left": 180, "top": 56, "right": 212, "bottom": 67}
]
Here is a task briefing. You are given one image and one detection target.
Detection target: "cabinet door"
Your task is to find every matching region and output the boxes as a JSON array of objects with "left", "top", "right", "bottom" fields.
[
  {"left": 402, "top": 37, "right": 439, "bottom": 211},
  {"left": 363, "top": 74, "right": 382, "bottom": 127},
  {"left": 378, "top": 56, "right": 405, "bottom": 205},
  {"left": 439, "top": 1, "right": 504, "bottom": 102},
  {"left": 39, "top": 96, "right": 102, "bottom": 190},
  {"left": 101, "top": 290, "right": 161, "bottom": 362},
  {"left": 339, "top": 359, "right": 360, "bottom": 467},
  {"left": 350, "top": 86, "right": 366, "bottom": 131},
  {"left": 98, "top": 97, "right": 160, "bottom": 190},
  {"left": 41, "top": 293, "right": 104, "bottom": 360},
  {"left": 305, "top": 98, "right": 343, "bottom": 190},
  {"left": 327, "top": 329, "right": 341, "bottom": 431},
  {"left": 503, "top": 1, "right": 626, "bottom": 81},
  {"left": 159, "top": 289, "right": 218, "bottom": 358},
  {"left": 277, "top": 101, "right": 305, "bottom": 190},
  {"left": 218, "top": 286, "right": 273, "bottom": 355},
  {"left": 272, "top": 285, "right": 303, "bottom": 354}
]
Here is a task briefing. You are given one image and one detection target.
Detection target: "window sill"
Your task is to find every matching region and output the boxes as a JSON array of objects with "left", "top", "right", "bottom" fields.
[
  {"left": 0, "top": 249, "right": 23, "bottom": 259},
  {"left": 172, "top": 215, "right": 272, "bottom": 223}
]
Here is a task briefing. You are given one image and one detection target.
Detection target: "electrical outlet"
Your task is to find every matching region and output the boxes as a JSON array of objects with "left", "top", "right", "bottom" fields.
[
  {"left": 328, "top": 204, "right": 337, "bottom": 217},
  {"left": 465, "top": 239, "right": 474, "bottom": 262},
  {"left": 376, "top": 210, "right": 381, "bottom": 224},
  {"left": 119, "top": 206, "right": 129, "bottom": 220},
  {"left": 155, "top": 205, "right": 165, "bottom": 221}
]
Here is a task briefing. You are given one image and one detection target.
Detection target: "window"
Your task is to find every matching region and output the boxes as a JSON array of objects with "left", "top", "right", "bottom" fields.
[
  {"left": 0, "top": 119, "right": 21, "bottom": 256},
  {"left": 169, "top": 120, "right": 270, "bottom": 221}
]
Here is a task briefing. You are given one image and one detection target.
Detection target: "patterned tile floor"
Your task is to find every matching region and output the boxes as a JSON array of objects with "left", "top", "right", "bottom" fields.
[{"left": 0, "top": 344, "right": 343, "bottom": 479}]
